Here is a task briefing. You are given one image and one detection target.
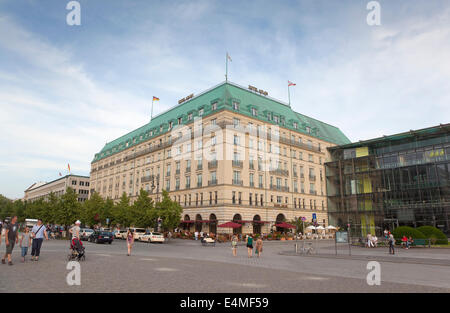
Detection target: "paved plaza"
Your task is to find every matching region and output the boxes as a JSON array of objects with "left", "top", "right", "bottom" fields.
[{"left": 1, "top": 238, "right": 449, "bottom": 293}]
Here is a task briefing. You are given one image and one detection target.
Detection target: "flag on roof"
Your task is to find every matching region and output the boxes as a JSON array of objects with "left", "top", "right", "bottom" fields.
[
  {"left": 59, "top": 172, "right": 62, "bottom": 176},
  {"left": 153, "top": 96, "right": 159, "bottom": 101},
  {"left": 288, "top": 81, "right": 296, "bottom": 86},
  {"left": 227, "top": 52, "right": 232, "bottom": 62},
  {"left": 68, "top": 163, "right": 71, "bottom": 172}
]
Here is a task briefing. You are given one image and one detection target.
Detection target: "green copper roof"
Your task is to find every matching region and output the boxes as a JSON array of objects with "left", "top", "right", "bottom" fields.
[{"left": 92, "top": 81, "right": 350, "bottom": 163}]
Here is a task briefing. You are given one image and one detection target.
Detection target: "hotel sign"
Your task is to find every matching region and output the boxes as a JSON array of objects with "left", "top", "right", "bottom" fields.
[
  {"left": 248, "top": 85, "right": 268, "bottom": 96},
  {"left": 178, "top": 93, "right": 194, "bottom": 104}
]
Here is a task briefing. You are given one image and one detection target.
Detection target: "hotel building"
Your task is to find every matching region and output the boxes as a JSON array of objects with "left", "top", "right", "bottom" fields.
[{"left": 90, "top": 81, "right": 350, "bottom": 234}]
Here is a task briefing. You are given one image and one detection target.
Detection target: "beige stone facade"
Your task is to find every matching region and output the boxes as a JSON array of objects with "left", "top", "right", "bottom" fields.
[
  {"left": 90, "top": 109, "right": 337, "bottom": 234},
  {"left": 24, "top": 175, "right": 91, "bottom": 202}
]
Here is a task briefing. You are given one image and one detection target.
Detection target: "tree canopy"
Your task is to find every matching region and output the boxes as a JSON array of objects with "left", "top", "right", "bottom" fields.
[{"left": 0, "top": 188, "right": 182, "bottom": 230}]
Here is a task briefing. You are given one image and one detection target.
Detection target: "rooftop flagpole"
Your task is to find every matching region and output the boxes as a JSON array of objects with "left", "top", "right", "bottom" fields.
[
  {"left": 226, "top": 52, "right": 232, "bottom": 82},
  {"left": 151, "top": 98, "right": 154, "bottom": 121},
  {"left": 288, "top": 83, "right": 291, "bottom": 107},
  {"left": 287, "top": 81, "right": 296, "bottom": 107},
  {"left": 151, "top": 96, "right": 159, "bottom": 121}
]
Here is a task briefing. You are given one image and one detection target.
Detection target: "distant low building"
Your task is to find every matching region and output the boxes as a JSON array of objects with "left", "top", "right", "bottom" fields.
[{"left": 24, "top": 174, "right": 90, "bottom": 202}]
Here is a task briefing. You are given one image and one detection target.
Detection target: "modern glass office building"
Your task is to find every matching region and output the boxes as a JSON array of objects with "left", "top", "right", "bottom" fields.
[{"left": 325, "top": 124, "right": 450, "bottom": 237}]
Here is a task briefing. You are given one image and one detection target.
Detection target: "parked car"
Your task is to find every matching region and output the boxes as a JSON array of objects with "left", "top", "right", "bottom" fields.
[
  {"left": 139, "top": 231, "right": 165, "bottom": 243},
  {"left": 114, "top": 230, "right": 127, "bottom": 239},
  {"left": 89, "top": 230, "right": 114, "bottom": 244},
  {"left": 130, "top": 228, "right": 146, "bottom": 240},
  {"left": 80, "top": 228, "right": 94, "bottom": 241}
]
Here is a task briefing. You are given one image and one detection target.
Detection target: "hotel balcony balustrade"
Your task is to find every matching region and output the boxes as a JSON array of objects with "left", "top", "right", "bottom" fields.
[
  {"left": 232, "top": 180, "right": 243, "bottom": 186},
  {"left": 232, "top": 160, "right": 243, "bottom": 168},
  {"left": 269, "top": 169, "right": 289, "bottom": 176},
  {"left": 270, "top": 185, "right": 289, "bottom": 192},
  {"left": 208, "top": 161, "right": 218, "bottom": 169}
]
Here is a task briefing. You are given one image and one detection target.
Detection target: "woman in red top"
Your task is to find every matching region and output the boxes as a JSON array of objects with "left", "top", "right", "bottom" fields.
[{"left": 401, "top": 235, "right": 408, "bottom": 249}]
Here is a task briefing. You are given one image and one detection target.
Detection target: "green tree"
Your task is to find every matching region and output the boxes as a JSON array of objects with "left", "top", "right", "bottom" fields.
[
  {"left": 113, "top": 192, "right": 132, "bottom": 227},
  {"left": 55, "top": 187, "right": 81, "bottom": 229},
  {"left": 81, "top": 191, "right": 105, "bottom": 227},
  {"left": 103, "top": 198, "right": 115, "bottom": 227},
  {"left": 155, "top": 190, "right": 182, "bottom": 231},
  {"left": 0, "top": 195, "right": 13, "bottom": 220},
  {"left": 130, "top": 189, "right": 155, "bottom": 228},
  {"left": 13, "top": 199, "right": 26, "bottom": 222},
  {"left": 46, "top": 192, "right": 60, "bottom": 224}
]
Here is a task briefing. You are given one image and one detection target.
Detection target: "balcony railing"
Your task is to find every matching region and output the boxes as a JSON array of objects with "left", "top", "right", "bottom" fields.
[
  {"left": 175, "top": 169, "right": 180, "bottom": 175},
  {"left": 197, "top": 164, "right": 203, "bottom": 171},
  {"left": 270, "top": 185, "right": 289, "bottom": 192},
  {"left": 208, "top": 180, "right": 217, "bottom": 186},
  {"left": 186, "top": 167, "right": 191, "bottom": 173},
  {"left": 269, "top": 169, "right": 289, "bottom": 176},
  {"left": 208, "top": 161, "right": 218, "bottom": 169},
  {"left": 232, "top": 180, "right": 243, "bottom": 186},
  {"left": 232, "top": 160, "right": 243, "bottom": 168},
  {"left": 309, "top": 175, "right": 316, "bottom": 181}
]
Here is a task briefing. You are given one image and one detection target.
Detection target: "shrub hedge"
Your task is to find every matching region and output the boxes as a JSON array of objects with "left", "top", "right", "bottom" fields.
[
  {"left": 392, "top": 226, "right": 426, "bottom": 240},
  {"left": 417, "top": 226, "right": 448, "bottom": 245}
]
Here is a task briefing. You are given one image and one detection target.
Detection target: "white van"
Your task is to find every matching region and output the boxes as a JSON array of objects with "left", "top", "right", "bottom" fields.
[
  {"left": 25, "top": 219, "right": 38, "bottom": 228},
  {"left": 130, "top": 228, "right": 146, "bottom": 240}
]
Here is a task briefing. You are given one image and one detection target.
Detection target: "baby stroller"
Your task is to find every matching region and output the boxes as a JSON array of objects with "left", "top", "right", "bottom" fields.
[{"left": 67, "top": 237, "right": 85, "bottom": 261}]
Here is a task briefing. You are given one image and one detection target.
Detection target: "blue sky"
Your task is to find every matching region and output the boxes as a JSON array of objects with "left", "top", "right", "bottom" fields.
[{"left": 0, "top": 0, "right": 449, "bottom": 199}]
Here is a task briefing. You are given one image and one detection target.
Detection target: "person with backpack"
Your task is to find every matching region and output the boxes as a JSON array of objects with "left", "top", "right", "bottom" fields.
[{"left": 31, "top": 219, "right": 49, "bottom": 261}]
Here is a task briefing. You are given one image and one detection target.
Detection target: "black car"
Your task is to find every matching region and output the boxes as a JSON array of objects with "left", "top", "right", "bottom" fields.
[{"left": 89, "top": 231, "right": 114, "bottom": 244}]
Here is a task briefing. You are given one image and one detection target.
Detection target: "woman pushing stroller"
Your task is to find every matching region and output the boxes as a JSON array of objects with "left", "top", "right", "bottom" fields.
[{"left": 68, "top": 220, "right": 85, "bottom": 261}]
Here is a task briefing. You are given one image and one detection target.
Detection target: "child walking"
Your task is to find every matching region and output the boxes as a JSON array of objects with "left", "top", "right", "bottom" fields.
[{"left": 20, "top": 227, "right": 31, "bottom": 262}]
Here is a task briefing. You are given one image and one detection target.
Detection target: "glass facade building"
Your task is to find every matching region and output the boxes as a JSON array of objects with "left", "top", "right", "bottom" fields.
[{"left": 325, "top": 124, "right": 450, "bottom": 237}]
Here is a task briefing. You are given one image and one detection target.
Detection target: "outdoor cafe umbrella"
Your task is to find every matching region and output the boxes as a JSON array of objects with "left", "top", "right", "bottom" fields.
[
  {"left": 274, "top": 222, "right": 296, "bottom": 229},
  {"left": 217, "top": 222, "right": 242, "bottom": 229},
  {"left": 316, "top": 225, "right": 325, "bottom": 233},
  {"left": 306, "top": 225, "right": 316, "bottom": 230},
  {"left": 326, "top": 225, "right": 337, "bottom": 230}
]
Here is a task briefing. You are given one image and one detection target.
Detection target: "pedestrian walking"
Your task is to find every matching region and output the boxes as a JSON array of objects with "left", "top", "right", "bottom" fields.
[
  {"left": 31, "top": 219, "right": 49, "bottom": 261},
  {"left": 246, "top": 234, "right": 254, "bottom": 258},
  {"left": 255, "top": 236, "right": 263, "bottom": 258},
  {"left": 2, "top": 216, "right": 19, "bottom": 265},
  {"left": 231, "top": 234, "right": 238, "bottom": 257},
  {"left": 388, "top": 234, "right": 395, "bottom": 255},
  {"left": 0, "top": 220, "right": 3, "bottom": 247},
  {"left": 126, "top": 229, "right": 134, "bottom": 256},
  {"left": 195, "top": 231, "right": 199, "bottom": 240},
  {"left": 20, "top": 226, "right": 32, "bottom": 262}
]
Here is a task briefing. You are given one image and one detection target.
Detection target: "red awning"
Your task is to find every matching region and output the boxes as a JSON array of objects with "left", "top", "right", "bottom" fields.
[
  {"left": 195, "top": 220, "right": 215, "bottom": 223},
  {"left": 180, "top": 220, "right": 194, "bottom": 224},
  {"left": 218, "top": 222, "right": 242, "bottom": 229},
  {"left": 275, "top": 222, "right": 296, "bottom": 229},
  {"left": 253, "top": 220, "right": 269, "bottom": 224},
  {"left": 234, "top": 220, "right": 253, "bottom": 224}
]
